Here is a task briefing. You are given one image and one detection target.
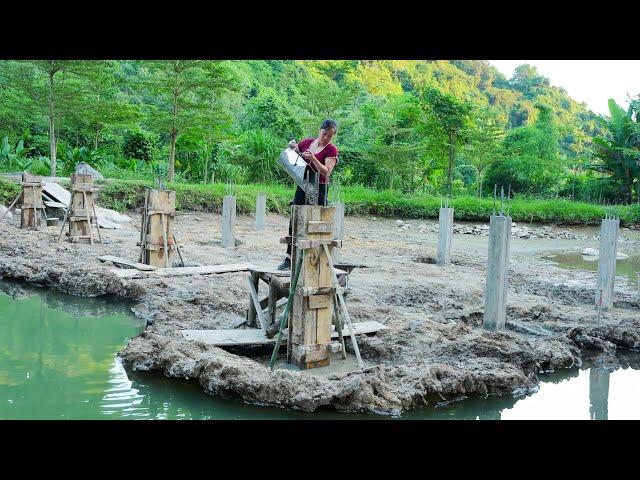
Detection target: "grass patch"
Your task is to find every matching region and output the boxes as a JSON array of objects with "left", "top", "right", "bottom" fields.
[{"left": 3, "top": 177, "right": 639, "bottom": 226}]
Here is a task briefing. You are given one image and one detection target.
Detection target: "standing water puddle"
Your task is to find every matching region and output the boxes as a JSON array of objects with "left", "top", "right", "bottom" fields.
[
  {"left": 543, "top": 249, "right": 640, "bottom": 285},
  {"left": 1, "top": 280, "right": 639, "bottom": 419}
]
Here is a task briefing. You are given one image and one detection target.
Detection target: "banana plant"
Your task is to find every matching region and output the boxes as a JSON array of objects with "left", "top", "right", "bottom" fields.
[
  {"left": 0, "top": 136, "right": 34, "bottom": 171},
  {"left": 590, "top": 99, "right": 640, "bottom": 203}
]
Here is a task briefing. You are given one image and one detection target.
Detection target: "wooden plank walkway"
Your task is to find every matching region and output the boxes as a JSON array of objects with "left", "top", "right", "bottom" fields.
[
  {"left": 180, "top": 321, "right": 388, "bottom": 347},
  {"left": 110, "top": 263, "right": 257, "bottom": 279},
  {"left": 99, "top": 255, "right": 157, "bottom": 271}
]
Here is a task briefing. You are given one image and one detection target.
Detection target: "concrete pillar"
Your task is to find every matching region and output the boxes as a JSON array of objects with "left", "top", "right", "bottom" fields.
[
  {"left": 436, "top": 207, "right": 454, "bottom": 266},
  {"left": 221, "top": 195, "right": 236, "bottom": 248},
  {"left": 589, "top": 366, "right": 610, "bottom": 420},
  {"left": 483, "top": 214, "right": 512, "bottom": 331},
  {"left": 255, "top": 194, "right": 266, "bottom": 231},
  {"left": 595, "top": 218, "right": 619, "bottom": 310},
  {"left": 329, "top": 202, "right": 344, "bottom": 265}
]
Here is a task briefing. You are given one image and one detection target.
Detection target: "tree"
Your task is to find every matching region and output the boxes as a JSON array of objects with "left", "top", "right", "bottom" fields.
[
  {"left": 71, "top": 61, "right": 142, "bottom": 149},
  {"left": 484, "top": 103, "right": 562, "bottom": 196},
  {"left": 462, "top": 106, "right": 505, "bottom": 196},
  {"left": 141, "top": 61, "right": 212, "bottom": 182},
  {"left": 422, "top": 87, "right": 472, "bottom": 193}
]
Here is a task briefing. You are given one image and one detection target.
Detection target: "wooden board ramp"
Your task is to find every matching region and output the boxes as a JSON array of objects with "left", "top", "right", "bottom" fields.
[
  {"left": 98, "top": 255, "right": 157, "bottom": 271},
  {"left": 181, "top": 321, "right": 388, "bottom": 347},
  {"left": 110, "top": 263, "right": 257, "bottom": 279}
]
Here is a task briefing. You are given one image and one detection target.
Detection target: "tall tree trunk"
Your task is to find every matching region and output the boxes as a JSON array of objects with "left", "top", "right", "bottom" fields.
[
  {"left": 446, "top": 136, "right": 455, "bottom": 194},
  {"left": 168, "top": 127, "right": 177, "bottom": 183},
  {"left": 48, "top": 61, "right": 57, "bottom": 177}
]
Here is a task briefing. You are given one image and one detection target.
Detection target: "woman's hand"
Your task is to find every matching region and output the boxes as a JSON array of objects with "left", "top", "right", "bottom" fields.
[{"left": 301, "top": 151, "right": 316, "bottom": 163}]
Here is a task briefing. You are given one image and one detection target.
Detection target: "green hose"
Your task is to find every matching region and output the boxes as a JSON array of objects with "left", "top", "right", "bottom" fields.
[{"left": 269, "top": 251, "right": 304, "bottom": 370}]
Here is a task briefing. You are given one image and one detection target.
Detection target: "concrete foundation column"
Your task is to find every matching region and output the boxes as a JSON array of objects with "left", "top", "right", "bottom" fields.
[
  {"left": 595, "top": 218, "right": 619, "bottom": 310},
  {"left": 483, "top": 214, "right": 512, "bottom": 331},
  {"left": 255, "top": 194, "right": 266, "bottom": 231},
  {"left": 221, "top": 195, "right": 236, "bottom": 248},
  {"left": 330, "top": 202, "right": 344, "bottom": 265},
  {"left": 436, "top": 207, "right": 454, "bottom": 266}
]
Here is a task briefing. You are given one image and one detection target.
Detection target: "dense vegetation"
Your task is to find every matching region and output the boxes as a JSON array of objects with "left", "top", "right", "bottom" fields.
[{"left": 0, "top": 60, "right": 638, "bottom": 205}]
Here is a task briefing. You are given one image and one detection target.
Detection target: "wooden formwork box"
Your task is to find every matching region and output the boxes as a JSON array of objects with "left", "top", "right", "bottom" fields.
[
  {"left": 287, "top": 204, "right": 337, "bottom": 369},
  {"left": 68, "top": 173, "right": 100, "bottom": 244},
  {"left": 140, "top": 189, "right": 176, "bottom": 268},
  {"left": 20, "top": 173, "right": 45, "bottom": 229}
]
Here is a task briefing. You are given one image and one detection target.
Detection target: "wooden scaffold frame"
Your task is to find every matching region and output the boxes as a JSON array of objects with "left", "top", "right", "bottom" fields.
[{"left": 57, "top": 173, "right": 101, "bottom": 244}]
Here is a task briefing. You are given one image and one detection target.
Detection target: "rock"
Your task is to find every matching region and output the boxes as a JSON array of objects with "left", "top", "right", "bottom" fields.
[
  {"left": 617, "top": 252, "right": 629, "bottom": 260},
  {"left": 0, "top": 205, "right": 12, "bottom": 219},
  {"left": 582, "top": 248, "right": 599, "bottom": 256},
  {"left": 395, "top": 220, "right": 404, "bottom": 226},
  {"left": 75, "top": 162, "right": 104, "bottom": 181}
]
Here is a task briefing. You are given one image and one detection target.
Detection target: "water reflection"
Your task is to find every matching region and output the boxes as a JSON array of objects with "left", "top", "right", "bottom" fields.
[
  {"left": 589, "top": 366, "right": 610, "bottom": 420},
  {"left": 2, "top": 279, "right": 640, "bottom": 420}
]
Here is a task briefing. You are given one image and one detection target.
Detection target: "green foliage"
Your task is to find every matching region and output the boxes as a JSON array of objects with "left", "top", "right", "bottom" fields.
[
  {"left": 0, "top": 177, "right": 21, "bottom": 205},
  {"left": 123, "top": 129, "right": 156, "bottom": 162},
  {"left": 0, "top": 59, "right": 632, "bottom": 206},
  {"left": 588, "top": 98, "right": 640, "bottom": 203},
  {"left": 94, "top": 179, "right": 640, "bottom": 226},
  {"left": 242, "top": 89, "right": 303, "bottom": 141},
  {"left": 484, "top": 103, "right": 563, "bottom": 196}
]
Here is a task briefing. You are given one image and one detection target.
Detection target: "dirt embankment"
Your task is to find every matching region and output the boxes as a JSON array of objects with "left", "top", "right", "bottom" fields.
[{"left": 1, "top": 209, "right": 639, "bottom": 414}]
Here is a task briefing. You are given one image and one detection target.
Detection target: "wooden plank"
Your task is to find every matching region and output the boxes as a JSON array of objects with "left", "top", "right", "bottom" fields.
[
  {"left": 316, "top": 206, "right": 335, "bottom": 344},
  {"left": 179, "top": 321, "right": 387, "bottom": 347},
  {"left": 250, "top": 267, "right": 291, "bottom": 277},
  {"left": 307, "top": 220, "right": 335, "bottom": 233},
  {"left": 43, "top": 200, "right": 67, "bottom": 209},
  {"left": 42, "top": 181, "right": 71, "bottom": 206},
  {"left": 109, "top": 263, "right": 256, "bottom": 279},
  {"left": 296, "top": 238, "right": 342, "bottom": 250},
  {"left": 308, "top": 294, "right": 330, "bottom": 309},
  {"left": 98, "top": 255, "right": 157, "bottom": 271},
  {"left": 302, "top": 206, "right": 321, "bottom": 346}
]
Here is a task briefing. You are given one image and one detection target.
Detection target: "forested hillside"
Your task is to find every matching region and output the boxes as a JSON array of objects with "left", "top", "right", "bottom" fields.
[{"left": 0, "top": 60, "right": 638, "bottom": 203}]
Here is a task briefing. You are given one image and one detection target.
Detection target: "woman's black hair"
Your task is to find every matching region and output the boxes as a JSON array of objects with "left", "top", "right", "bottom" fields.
[{"left": 321, "top": 118, "right": 338, "bottom": 131}]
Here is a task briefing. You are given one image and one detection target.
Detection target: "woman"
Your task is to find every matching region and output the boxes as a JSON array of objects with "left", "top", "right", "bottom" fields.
[{"left": 277, "top": 118, "right": 339, "bottom": 270}]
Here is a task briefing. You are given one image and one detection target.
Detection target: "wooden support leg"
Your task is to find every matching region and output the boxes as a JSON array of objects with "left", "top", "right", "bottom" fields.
[
  {"left": 32, "top": 187, "right": 39, "bottom": 229},
  {"left": 247, "top": 272, "right": 259, "bottom": 327},
  {"left": 82, "top": 191, "right": 94, "bottom": 245},
  {"left": 322, "top": 243, "right": 363, "bottom": 369},
  {"left": 268, "top": 281, "right": 278, "bottom": 328},
  {"left": 173, "top": 232, "right": 186, "bottom": 266},
  {"left": 92, "top": 201, "right": 102, "bottom": 243},
  {"left": 56, "top": 199, "right": 72, "bottom": 242},
  {"left": 139, "top": 194, "right": 149, "bottom": 263},
  {"left": 333, "top": 296, "right": 347, "bottom": 359},
  {"left": 161, "top": 213, "right": 169, "bottom": 268},
  {"left": 247, "top": 274, "right": 268, "bottom": 332}
]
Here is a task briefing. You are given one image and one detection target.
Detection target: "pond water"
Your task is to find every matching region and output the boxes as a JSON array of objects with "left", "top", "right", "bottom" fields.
[
  {"left": 1, "top": 280, "right": 639, "bottom": 420},
  {"left": 543, "top": 249, "right": 640, "bottom": 286}
]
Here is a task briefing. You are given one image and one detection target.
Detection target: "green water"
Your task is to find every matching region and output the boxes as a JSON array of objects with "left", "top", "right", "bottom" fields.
[
  {"left": 544, "top": 249, "right": 640, "bottom": 285},
  {"left": 1, "top": 280, "right": 639, "bottom": 420}
]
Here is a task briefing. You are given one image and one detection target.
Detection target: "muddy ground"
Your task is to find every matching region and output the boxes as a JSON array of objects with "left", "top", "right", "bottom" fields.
[{"left": 1, "top": 203, "right": 639, "bottom": 415}]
